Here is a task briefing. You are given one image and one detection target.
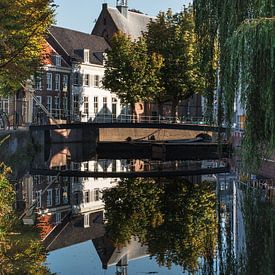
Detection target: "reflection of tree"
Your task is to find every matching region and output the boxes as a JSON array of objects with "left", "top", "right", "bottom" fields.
[
  {"left": 239, "top": 186, "right": 275, "bottom": 274},
  {"left": 0, "top": 163, "right": 49, "bottom": 274},
  {"left": 103, "top": 177, "right": 217, "bottom": 272}
]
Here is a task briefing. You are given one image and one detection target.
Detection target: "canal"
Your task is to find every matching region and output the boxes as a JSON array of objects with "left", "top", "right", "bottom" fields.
[{"left": 1, "top": 139, "right": 275, "bottom": 274}]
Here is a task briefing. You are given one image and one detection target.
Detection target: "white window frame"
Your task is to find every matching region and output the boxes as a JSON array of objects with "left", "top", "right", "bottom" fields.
[
  {"left": 84, "top": 191, "right": 90, "bottom": 203},
  {"left": 62, "top": 75, "right": 68, "bottom": 92},
  {"left": 84, "top": 214, "right": 90, "bottom": 228},
  {"left": 84, "top": 74, "right": 89, "bottom": 86},
  {"left": 55, "top": 188, "right": 60, "bottom": 205},
  {"left": 55, "top": 212, "right": 61, "bottom": 224},
  {"left": 46, "top": 73, "right": 52, "bottom": 90},
  {"left": 84, "top": 49, "right": 90, "bottom": 63},
  {"left": 46, "top": 96, "right": 52, "bottom": 113},
  {"left": 47, "top": 189, "right": 53, "bottom": 207},
  {"left": 94, "top": 75, "right": 99, "bottom": 87},
  {"left": 55, "top": 55, "right": 62, "bottom": 66},
  {"left": 94, "top": 96, "right": 98, "bottom": 114},
  {"left": 55, "top": 74, "right": 60, "bottom": 91},
  {"left": 35, "top": 76, "right": 42, "bottom": 90},
  {"left": 103, "top": 97, "right": 108, "bottom": 114},
  {"left": 84, "top": 96, "right": 89, "bottom": 114}
]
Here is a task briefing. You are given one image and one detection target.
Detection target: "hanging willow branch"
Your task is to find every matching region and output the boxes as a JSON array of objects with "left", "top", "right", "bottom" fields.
[
  {"left": 225, "top": 18, "right": 275, "bottom": 171},
  {"left": 194, "top": 0, "right": 275, "bottom": 171}
]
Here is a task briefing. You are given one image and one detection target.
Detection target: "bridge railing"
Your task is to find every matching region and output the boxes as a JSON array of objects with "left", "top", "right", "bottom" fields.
[{"left": 69, "top": 112, "right": 215, "bottom": 126}]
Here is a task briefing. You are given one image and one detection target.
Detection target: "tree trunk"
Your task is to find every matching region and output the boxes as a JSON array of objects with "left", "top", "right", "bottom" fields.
[
  {"left": 130, "top": 102, "right": 136, "bottom": 122},
  {"left": 171, "top": 98, "right": 178, "bottom": 122},
  {"left": 157, "top": 100, "right": 163, "bottom": 117}
]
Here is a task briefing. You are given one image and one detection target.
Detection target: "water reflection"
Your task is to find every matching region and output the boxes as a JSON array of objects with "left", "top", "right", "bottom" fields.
[{"left": 6, "top": 142, "right": 275, "bottom": 274}]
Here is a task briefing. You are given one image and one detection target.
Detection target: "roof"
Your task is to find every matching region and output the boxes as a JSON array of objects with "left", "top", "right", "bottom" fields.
[
  {"left": 107, "top": 7, "right": 153, "bottom": 39},
  {"left": 48, "top": 26, "right": 110, "bottom": 65}
]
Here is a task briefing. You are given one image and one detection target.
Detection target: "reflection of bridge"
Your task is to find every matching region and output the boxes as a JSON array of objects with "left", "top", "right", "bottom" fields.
[{"left": 31, "top": 165, "right": 230, "bottom": 178}]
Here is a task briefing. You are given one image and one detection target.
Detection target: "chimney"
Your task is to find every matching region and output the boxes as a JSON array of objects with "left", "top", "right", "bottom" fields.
[
  {"left": 102, "top": 3, "right": 108, "bottom": 10},
  {"left": 116, "top": 0, "right": 128, "bottom": 18}
]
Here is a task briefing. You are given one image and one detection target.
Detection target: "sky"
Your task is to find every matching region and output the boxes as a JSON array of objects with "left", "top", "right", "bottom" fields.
[{"left": 53, "top": 0, "right": 192, "bottom": 33}]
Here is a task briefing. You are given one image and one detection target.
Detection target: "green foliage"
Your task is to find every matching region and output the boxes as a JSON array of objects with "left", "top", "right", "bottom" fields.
[
  {"left": 145, "top": 6, "right": 204, "bottom": 117},
  {"left": 102, "top": 177, "right": 217, "bottom": 272},
  {"left": 0, "top": 163, "right": 50, "bottom": 274},
  {"left": 103, "top": 32, "right": 159, "bottom": 113},
  {"left": 0, "top": 0, "right": 55, "bottom": 95},
  {"left": 225, "top": 18, "right": 275, "bottom": 171},
  {"left": 193, "top": 0, "right": 275, "bottom": 171},
  {"left": 239, "top": 184, "right": 275, "bottom": 274}
]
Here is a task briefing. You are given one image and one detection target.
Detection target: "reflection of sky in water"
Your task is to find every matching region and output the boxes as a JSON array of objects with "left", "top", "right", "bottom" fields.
[{"left": 46, "top": 240, "right": 183, "bottom": 275}]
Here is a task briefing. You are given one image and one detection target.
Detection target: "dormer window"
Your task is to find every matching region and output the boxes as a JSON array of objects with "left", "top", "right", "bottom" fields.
[
  {"left": 55, "top": 55, "right": 62, "bottom": 66},
  {"left": 84, "top": 49, "right": 90, "bottom": 63}
]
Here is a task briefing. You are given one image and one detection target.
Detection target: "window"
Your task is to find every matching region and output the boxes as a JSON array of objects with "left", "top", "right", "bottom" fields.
[
  {"left": 83, "top": 162, "right": 89, "bottom": 171},
  {"left": 54, "top": 96, "right": 60, "bottom": 110},
  {"left": 84, "top": 49, "right": 90, "bottom": 63},
  {"left": 35, "top": 76, "right": 42, "bottom": 90},
  {"left": 47, "top": 73, "right": 52, "bottom": 90},
  {"left": 63, "top": 97, "right": 68, "bottom": 114},
  {"left": 55, "top": 55, "right": 61, "bottom": 66},
  {"left": 84, "top": 96, "right": 89, "bottom": 114},
  {"left": 46, "top": 96, "right": 52, "bottom": 113},
  {"left": 94, "top": 97, "right": 98, "bottom": 114},
  {"left": 84, "top": 191, "right": 89, "bottom": 203},
  {"left": 84, "top": 74, "right": 89, "bottom": 86},
  {"left": 84, "top": 214, "right": 90, "bottom": 228},
  {"left": 112, "top": 98, "right": 117, "bottom": 117},
  {"left": 35, "top": 190, "right": 42, "bottom": 208},
  {"left": 55, "top": 212, "right": 61, "bottom": 224},
  {"left": 0, "top": 99, "right": 9, "bottom": 113},
  {"left": 55, "top": 188, "right": 60, "bottom": 205},
  {"left": 94, "top": 75, "right": 99, "bottom": 87},
  {"left": 73, "top": 72, "right": 80, "bottom": 85},
  {"left": 47, "top": 189, "right": 53, "bottom": 206},
  {"left": 63, "top": 75, "right": 68, "bottom": 92},
  {"left": 94, "top": 189, "right": 100, "bottom": 201},
  {"left": 103, "top": 97, "right": 108, "bottom": 114},
  {"left": 55, "top": 74, "right": 60, "bottom": 90},
  {"left": 63, "top": 186, "right": 68, "bottom": 204},
  {"left": 73, "top": 95, "right": 79, "bottom": 113}
]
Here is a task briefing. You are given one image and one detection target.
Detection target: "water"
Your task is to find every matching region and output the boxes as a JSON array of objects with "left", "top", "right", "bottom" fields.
[{"left": 2, "top": 142, "right": 275, "bottom": 274}]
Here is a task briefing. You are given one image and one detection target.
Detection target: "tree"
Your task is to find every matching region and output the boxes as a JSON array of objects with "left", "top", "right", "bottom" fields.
[
  {"left": 0, "top": 163, "right": 49, "bottom": 274},
  {"left": 193, "top": 0, "right": 275, "bottom": 171},
  {"left": 0, "top": 0, "right": 55, "bottom": 95},
  {"left": 103, "top": 31, "right": 160, "bottom": 119},
  {"left": 144, "top": 7, "right": 204, "bottom": 119}
]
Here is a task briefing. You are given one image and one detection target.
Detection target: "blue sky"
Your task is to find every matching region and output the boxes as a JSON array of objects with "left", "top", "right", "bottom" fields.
[{"left": 53, "top": 0, "right": 192, "bottom": 33}]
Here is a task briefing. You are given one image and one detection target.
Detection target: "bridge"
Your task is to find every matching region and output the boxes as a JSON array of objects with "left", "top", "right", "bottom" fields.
[{"left": 30, "top": 116, "right": 227, "bottom": 144}]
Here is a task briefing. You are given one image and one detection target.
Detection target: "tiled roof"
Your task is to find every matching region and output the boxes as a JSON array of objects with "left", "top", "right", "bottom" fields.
[
  {"left": 49, "top": 26, "right": 110, "bottom": 65},
  {"left": 107, "top": 7, "right": 153, "bottom": 39}
]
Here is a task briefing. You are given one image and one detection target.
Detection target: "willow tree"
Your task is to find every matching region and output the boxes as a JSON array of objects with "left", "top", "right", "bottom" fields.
[
  {"left": 144, "top": 6, "right": 204, "bottom": 119},
  {"left": 0, "top": 0, "right": 55, "bottom": 95},
  {"left": 194, "top": 0, "right": 275, "bottom": 171}
]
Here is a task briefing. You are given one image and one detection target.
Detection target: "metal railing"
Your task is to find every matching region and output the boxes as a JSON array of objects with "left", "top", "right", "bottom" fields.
[{"left": 68, "top": 112, "right": 215, "bottom": 126}]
